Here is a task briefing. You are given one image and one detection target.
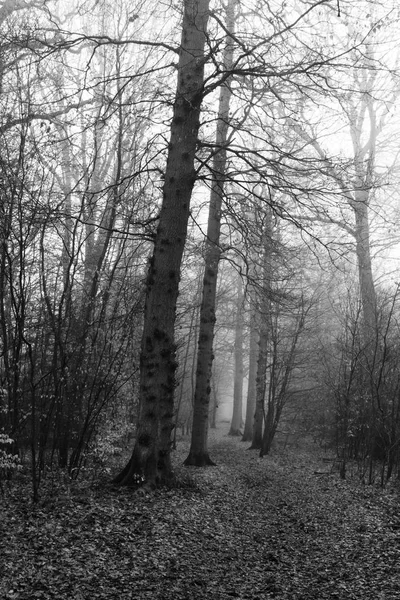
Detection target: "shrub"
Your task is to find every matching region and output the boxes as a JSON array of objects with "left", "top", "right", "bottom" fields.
[{"left": 0, "top": 433, "right": 21, "bottom": 493}]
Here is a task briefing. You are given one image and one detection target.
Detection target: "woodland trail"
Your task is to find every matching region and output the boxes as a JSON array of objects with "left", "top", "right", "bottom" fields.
[
  {"left": 168, "top": 428, "right": 400, "bottom": 600},
  {"left": 1, "top": 427, "right": 400, "bottom": 600}
]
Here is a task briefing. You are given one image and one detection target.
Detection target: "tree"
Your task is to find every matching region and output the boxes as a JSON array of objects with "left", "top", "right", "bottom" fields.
[
  {"left": 285, "top": 3, "right": 400, "bottom": 344},
  {"left": 242, "top": 305, "right": 258, "bottom": 442},
  {"left": 248, "top": 204, "right": 274, "bottom": 450},
  {"left": 184, "top": 0, "right": 236, "bottom": 466},
  {"left": 229, "top": 273, "right": 244, "bottom": 436},
  {"left": 0, "top": 0, "right": 172, "bottom": 498},
  {"left": 114, "top": 0, "right": 211, "bottom": 487},
  {"left": 280, "top": 2, "right": 400, "bottom": 473},
  {"left": 260, "top": 293, "right": 309, "bottom": 456}
]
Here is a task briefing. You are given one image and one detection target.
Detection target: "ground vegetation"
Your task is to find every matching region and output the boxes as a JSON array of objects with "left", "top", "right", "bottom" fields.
[{"left": 2, "top": 428, "right": 400, "bottom": 600}]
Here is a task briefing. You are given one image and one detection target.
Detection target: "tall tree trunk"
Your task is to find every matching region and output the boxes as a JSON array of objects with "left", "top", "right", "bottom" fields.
[
  {"left": 250, "top": 324, "right": 267, "bottom": 449},
  {"left": 249, "top": 207, "right": 273, "bottom": 450},
  {"left": 351, "top": 189, "right": 377, "bottom": 345},
  {"left": 229, "top": 274, "right": 244, "bottom": 436},
  {"left": 285, "top": 49, "right": 380, "bottom": 345},
  {"left": 242, "top": 306, "right": 258, "bottom": 442},
  {"left": 184, "top": 0, "right": 236, "bottom": 466},
  {"left": 114, "top": 0, "right": 210, "bottom": 487}
]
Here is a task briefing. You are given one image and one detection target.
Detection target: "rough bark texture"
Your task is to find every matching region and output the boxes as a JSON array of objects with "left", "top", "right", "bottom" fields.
[
  {"left": 184, "top": 0, "right": 236, "bottom": 466},
  {"left": 210, "top": 375, "right": 218, "bottom": 429},
  {"left": 114, "top": 0, "right": 210, "bottom": 486}
]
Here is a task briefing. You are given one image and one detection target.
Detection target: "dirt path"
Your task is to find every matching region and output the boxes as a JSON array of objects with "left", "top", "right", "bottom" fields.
[
  {"left": 1, "top": 428, "right": 400, "bottom": 600},
  {"left": 165, "top": 428, "right": 400, "bottom": 600}
]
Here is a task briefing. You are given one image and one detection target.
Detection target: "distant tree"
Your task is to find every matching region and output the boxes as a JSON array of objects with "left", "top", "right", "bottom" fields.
[
  {"left": 260, "top": 293, "right": 310, "bottom": 456},
  {"left": 285, "top": 4, "right": 400, "bottom": 344},
  {"left": 229, "top": 273, "right": 244, "bottom": 436},
  {"left": 283, "top": 2, "right": 400, "bottom": 476},
  {"left": 242, "top": 305, "right": 258, "bottom": 442},
  {"left": 249, "top": 204, "right": 274, "bottom": 450}
]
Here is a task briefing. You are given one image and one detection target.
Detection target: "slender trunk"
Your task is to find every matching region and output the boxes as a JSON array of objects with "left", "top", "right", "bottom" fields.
[
  {"left": 114, "top": 0, "right": 210, "bottom": 486},
  {"left": 210, "top": 374, "right": 218, "bottom": 428},
  {"left": 172, "top": 303, "right": 197, "bottom": 448},
  {"left": 242, "top": 305, "right": 259, "bottom": 442},
  {"left": 260, "top": 301, "right": 307, "bottom": 457},
  {"left": 261, "top": 403, "right": 275, "bottom": 456},
  {"left": 250, "top": 208, "right": 273, "bottom": 449},
  {"left": 184, "top": 0, "right": 236, "bottom": 466},
  {"left": 250, "top": 326, "right": 267, "bottom": 449},
  {"left": 229, "top": 275, "right": 244, "bottom": 436}
]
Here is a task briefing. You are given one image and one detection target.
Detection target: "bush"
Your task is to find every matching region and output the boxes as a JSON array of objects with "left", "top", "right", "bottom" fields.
[{"left": 0, "top": 433, "right": 21, "bottom": 493}]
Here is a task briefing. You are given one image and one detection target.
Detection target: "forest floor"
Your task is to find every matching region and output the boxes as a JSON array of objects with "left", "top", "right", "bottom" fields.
[{"left": 1, "top": 426, "right": 400, "bottom": 600}]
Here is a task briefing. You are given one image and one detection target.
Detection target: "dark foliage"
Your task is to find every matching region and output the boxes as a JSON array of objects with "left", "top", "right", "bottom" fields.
[{"left": 1, "top": 429, "right": 400, "bottom": 599}]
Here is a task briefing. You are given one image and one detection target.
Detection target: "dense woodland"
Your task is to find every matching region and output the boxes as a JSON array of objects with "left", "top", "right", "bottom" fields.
[{"left": 1, "top": 0, "right": 400, "bottom": 502}]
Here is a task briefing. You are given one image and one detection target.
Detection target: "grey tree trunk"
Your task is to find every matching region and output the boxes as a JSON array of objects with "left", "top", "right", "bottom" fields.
[
  {"left": 250, "top": 324, "right": 268, "bottom": 449},
  {"left": 250, "top": 207, "right": 273, "bottom": 450},
  {"left": 184, "top": 0, "right": 236, "bottom": 466},
  {"left": 350, "top": 185, "right": 377, "bottom": 346},
  {"left": 260, "top": 303, "right": 307, "bottom": 457},
  {"left": 284, "top": 52, "right": 379, "bottom": 343},
  {"left": 210, "top": 374, "right": 218, "bottom": 429},
  {"left": 242, "top": 306, "right": 259, "bottom": 442},
  {"left": 114, "top": 0, "right": 210, "bottom": 486},
  {"left": 229, "top": 274, "right": 244, "bottom": 436}
]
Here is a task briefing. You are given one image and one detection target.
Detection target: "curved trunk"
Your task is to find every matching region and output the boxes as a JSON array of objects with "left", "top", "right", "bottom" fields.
[{"left": 114, "top": 0, "right": 210, "bottom": 486}]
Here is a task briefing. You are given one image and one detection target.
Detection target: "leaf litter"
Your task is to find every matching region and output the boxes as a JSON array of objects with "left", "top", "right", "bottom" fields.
[{"left": 1, "top": 428, "right": 400, "bottom": 599}]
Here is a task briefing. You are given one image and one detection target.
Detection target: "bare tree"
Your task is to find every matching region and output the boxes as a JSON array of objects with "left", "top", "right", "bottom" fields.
[
  {"left": 114, "top": 0, "right": 211, "bottom": 487},
  {"left": 184, "top": 0, "right": 237, "bottom": 466},
  {"left": 229, "top": 272, "right": 244, "bottom": 436}
]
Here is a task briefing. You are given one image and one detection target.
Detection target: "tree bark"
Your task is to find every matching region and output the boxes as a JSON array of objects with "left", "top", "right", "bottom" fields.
[
  {"left": 260, "top": 303, "right": 306, "bottom": 457},
  {"left": 184, "top": 0, "right": 236, "bottom": 466},
  {"left": 350, "top": 188, "right": 377, "bottom": 346},
  {"left": 242, "top": 306, "right": 259, "bottom": 442},
  {"left": 114, "top": 0, "right": 210, "bottom": 486},
  {"left": 249, "top": 207, "right": 273, "bottom": 449},
  {"left": 209, "top": 374, "right": 218, "bottom": 429},
  {"left": 229, "top": 274, "right": 244, "bottom": 436},
  {"left": 250, "top": 325, "right": 267, "bottom": 449}
]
